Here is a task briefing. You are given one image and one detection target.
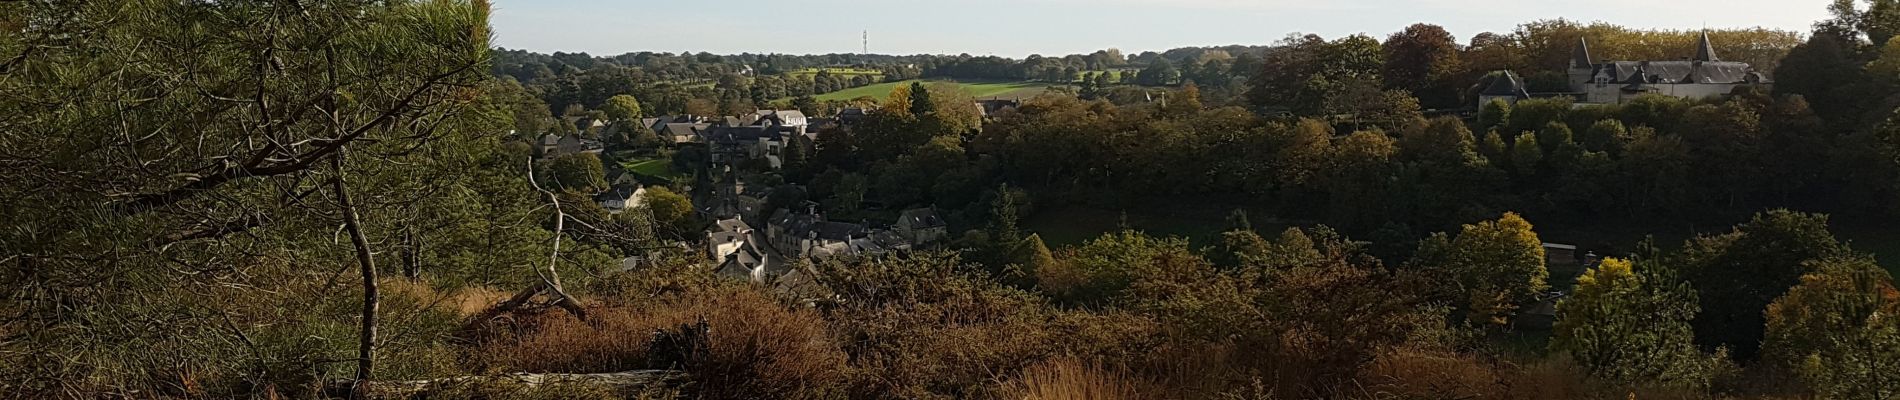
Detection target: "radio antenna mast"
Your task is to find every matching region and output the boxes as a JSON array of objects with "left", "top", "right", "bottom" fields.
[{"left": 862, "top": 30, "right": 868, "bottom": 54}]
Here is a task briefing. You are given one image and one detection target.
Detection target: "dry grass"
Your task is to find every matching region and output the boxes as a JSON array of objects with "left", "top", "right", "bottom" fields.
[
  {"left": 999, "top": 358, "right": 1157, "bottom": 400},
  {"left": 465, "top": 288, "right": 845, "bottom": 399},
  {"left": 381, "top": 279, "right": 516, "bottom": 317},
  {"left": 1357, "top": 348, "right": 1790, "bottom": 400},
  {"left": 1362, "top": 348, "right": 1510, "bottom": 398}
]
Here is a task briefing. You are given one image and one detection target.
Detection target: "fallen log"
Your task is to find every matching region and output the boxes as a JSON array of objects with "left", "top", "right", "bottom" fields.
[{"left": 324, "top": 370, "right": 688, "bottom": 399}]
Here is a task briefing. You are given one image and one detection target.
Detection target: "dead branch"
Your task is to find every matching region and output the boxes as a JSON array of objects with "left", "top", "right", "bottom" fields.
[{"left": 492, "top": 156, "right": 586, "bottom": 320}]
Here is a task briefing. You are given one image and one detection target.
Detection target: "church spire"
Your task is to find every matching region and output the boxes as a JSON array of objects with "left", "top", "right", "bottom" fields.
[
  {"left": 1694, "top": 31, "right": 1719, "bottom": 62},
  {"left": 1571, "top": 36, "right": 1593, "bottom": 68}
]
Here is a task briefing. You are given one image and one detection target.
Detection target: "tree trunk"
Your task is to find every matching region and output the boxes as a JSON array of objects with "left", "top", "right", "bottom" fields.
[
  {"left": 334, "top": 148, "right": 379, "bottom": 398},
  {"left": 401, "top": 224, "right": 420, "bottom": 279}
]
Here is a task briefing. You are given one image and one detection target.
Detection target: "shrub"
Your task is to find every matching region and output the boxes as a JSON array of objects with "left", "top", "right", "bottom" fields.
[
  {"left": 808, "top": 253, "right": 1158, "bottom": 399},
  {"left": 997, "top": 358, "right": 1157, "bottom": 400},
  {"left": 467, "top": 288, "right": 845, "bottom": 399}
]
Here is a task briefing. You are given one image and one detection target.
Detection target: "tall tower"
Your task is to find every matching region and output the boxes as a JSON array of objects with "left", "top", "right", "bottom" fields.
[
  {"left": 862, "top": 30, "right": 868, "bottom": 54},
  {"left": 1568, "top": 37, "right": 1595, "bottom": 92}
]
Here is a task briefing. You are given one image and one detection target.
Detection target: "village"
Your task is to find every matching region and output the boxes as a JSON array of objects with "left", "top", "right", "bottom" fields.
[
  {"left": 531, "top": 98, "right": 1619, "bottom": 327},
  {"left": 532, "top": 104, "right": 974, "bottom": 288},
  {"left": 27, "top": 0, "right": 1900, "bottom": 396},
  {"left": 518, "top": 32, "right": 1778, "bottom": 319}
]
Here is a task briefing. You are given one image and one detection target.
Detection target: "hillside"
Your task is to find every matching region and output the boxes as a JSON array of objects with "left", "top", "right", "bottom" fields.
[{"left": 807, "top": 79, "right": 1061, "bottom": 101}]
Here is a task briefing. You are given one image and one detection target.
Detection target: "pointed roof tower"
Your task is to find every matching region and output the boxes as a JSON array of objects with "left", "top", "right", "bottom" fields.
[
  {"left": 1571, "top": 37, "right": 1594, "bottom": 69},
  {"left": 1480, "top": 70, "right": 1530, "bottom": 98},
  {"left": 1694, "top": 31, "right": 1720, "bottom": 62}
]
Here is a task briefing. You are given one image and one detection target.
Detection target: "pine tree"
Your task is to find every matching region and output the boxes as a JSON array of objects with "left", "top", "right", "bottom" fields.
[
  {"left": 989, "top": 184, "right": 1023, "bottom": 247},
  {"left": 1553, "top": 258, "right": 1709, "bottom": 385},
  {"left": 908, "top": 81, "right": 934, "bottom": 116}
]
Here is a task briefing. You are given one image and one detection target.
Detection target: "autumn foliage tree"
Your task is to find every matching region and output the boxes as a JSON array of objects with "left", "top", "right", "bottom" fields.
[
  {"left": 1382, "top": 23, "right": 1463, "bottom": 109},
  {"left": 1409, "top": 213, "right": 1548, "bottom": 326},
  {"left": 1680, "top": 210, "right": 1848, "bottom": 359},
  {"left": 1552, "top": 257, "right": 1711, "bottom": 386},
  {"left": 1763, "top": 255, "right": 1900, "bottom": 399}
]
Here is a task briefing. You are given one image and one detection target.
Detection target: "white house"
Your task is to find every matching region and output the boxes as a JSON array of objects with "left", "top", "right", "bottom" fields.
[
  {"left": 593, "top": 184, "right": 646, "bottom": 214},
  {"left": 752, "top": 109, "right": 809, "bottom": 133},
  {"left": 709, "top": 218, "right": 771, "bottom": 283}
]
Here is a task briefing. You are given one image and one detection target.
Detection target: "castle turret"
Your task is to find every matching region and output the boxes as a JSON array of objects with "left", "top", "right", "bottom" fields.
[
  {"left": 1694, "top": 31, "right": 1719, "bottom": 62},
  {"left": 1571, "top": 36, "right": 1594, "bottom": 69},
  {"left": 1568, "top": 37, "right": 1595, "bottom": 92}
]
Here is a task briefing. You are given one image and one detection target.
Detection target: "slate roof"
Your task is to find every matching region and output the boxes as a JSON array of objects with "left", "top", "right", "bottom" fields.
[
  {"left": 837, "top": 108, "right": 870, "bottom": 124},
  {"left": 1480, "top": 71, "right": 1531, "bottom": 97},
  {"left": 1590, "top": 61, "right": 1752, "bottom": 84},
  {"left": 815, "top": 221, "right": 867, "bottom": 241},
  {"left": 711, "top": 218, "right": 753, "bottom": 233},
  {"left": 769, "top": 210, "right": 865, "bottom": 242},
  {"left": 1695, "top": 31, "right": 1719, "bottom": 62},
  {"left": 592, "top": 184, "right": 642, "bottom": 203},
  {"left": 605, "top": 168, "right": 629, "bottom": 184},
  {"left": 663, "top": 123, "right": 710, "bottom": 139},
  {"left": 702, "top": 125, "right": 791, "bottom": 145},
  {"left": 540, "top": 134, "right": 604, "bottom": 157},
  {"left": 899, "top": 208, "right": 946, "bottom": 229},
  {"left": 1571, "top": 34, "right": 1756, "bottom": 85},
  {"left": 1571, "top": 37, "right": 1593, "bottom": 69}
]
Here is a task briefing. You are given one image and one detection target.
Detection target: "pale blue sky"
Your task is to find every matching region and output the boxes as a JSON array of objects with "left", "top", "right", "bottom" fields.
[{"left": 491, "top": 0, "right": 1830, "bottom": 58}]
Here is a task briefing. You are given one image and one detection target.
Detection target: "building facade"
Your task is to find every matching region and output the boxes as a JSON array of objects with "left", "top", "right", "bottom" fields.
[{"left": 1481, "top": 32, "right": 1770, "bottom": 108}]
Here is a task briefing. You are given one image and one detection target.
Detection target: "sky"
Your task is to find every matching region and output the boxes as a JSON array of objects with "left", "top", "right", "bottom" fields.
[{"left": 491, "top": 0, "right": 1832, "bottom": 58}]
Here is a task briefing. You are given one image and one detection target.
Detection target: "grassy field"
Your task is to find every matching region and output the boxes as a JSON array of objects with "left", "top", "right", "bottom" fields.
[
  {"left": 620, "top": 158, "right": 678, "bottom": 179},
  {"left": 808, "top": 79, "right": 1062, "bottom": 102},
  {"left": 1072, "top": 68, "right": 1139, "bottom": 82}
]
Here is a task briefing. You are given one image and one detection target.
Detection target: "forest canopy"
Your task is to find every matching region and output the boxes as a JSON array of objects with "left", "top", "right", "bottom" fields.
[{"left": 9, "top": 0, "right": 1900, "bottom": 399}]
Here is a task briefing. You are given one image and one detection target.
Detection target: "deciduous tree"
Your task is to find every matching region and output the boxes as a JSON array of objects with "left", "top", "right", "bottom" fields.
[
  {"left": 1764, "top": 255, "right": 1900, "bottom": 398},
  {"left": 601, "top": 94, "right": 644, "bottom": 122},
  {"left": 1553, "top": 258, "right": 1710, "bottom": 385},
  {"left": 1411, "top": 213, "right": 1548, "bottom": 326},
  {"left": 1682, "top": 209, "right": 1848, "bottom": 359}
]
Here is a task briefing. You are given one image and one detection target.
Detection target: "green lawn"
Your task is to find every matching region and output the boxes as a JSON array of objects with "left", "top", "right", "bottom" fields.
[
  {"left": 806, "top": 79, "right": 1063, "bottom": 102},
  {"left": 1071, "top": 68, "right": 1139, "bottom": 82},
  {"left": 620, "top": 158, "right": 678, "bottom": 179}
]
